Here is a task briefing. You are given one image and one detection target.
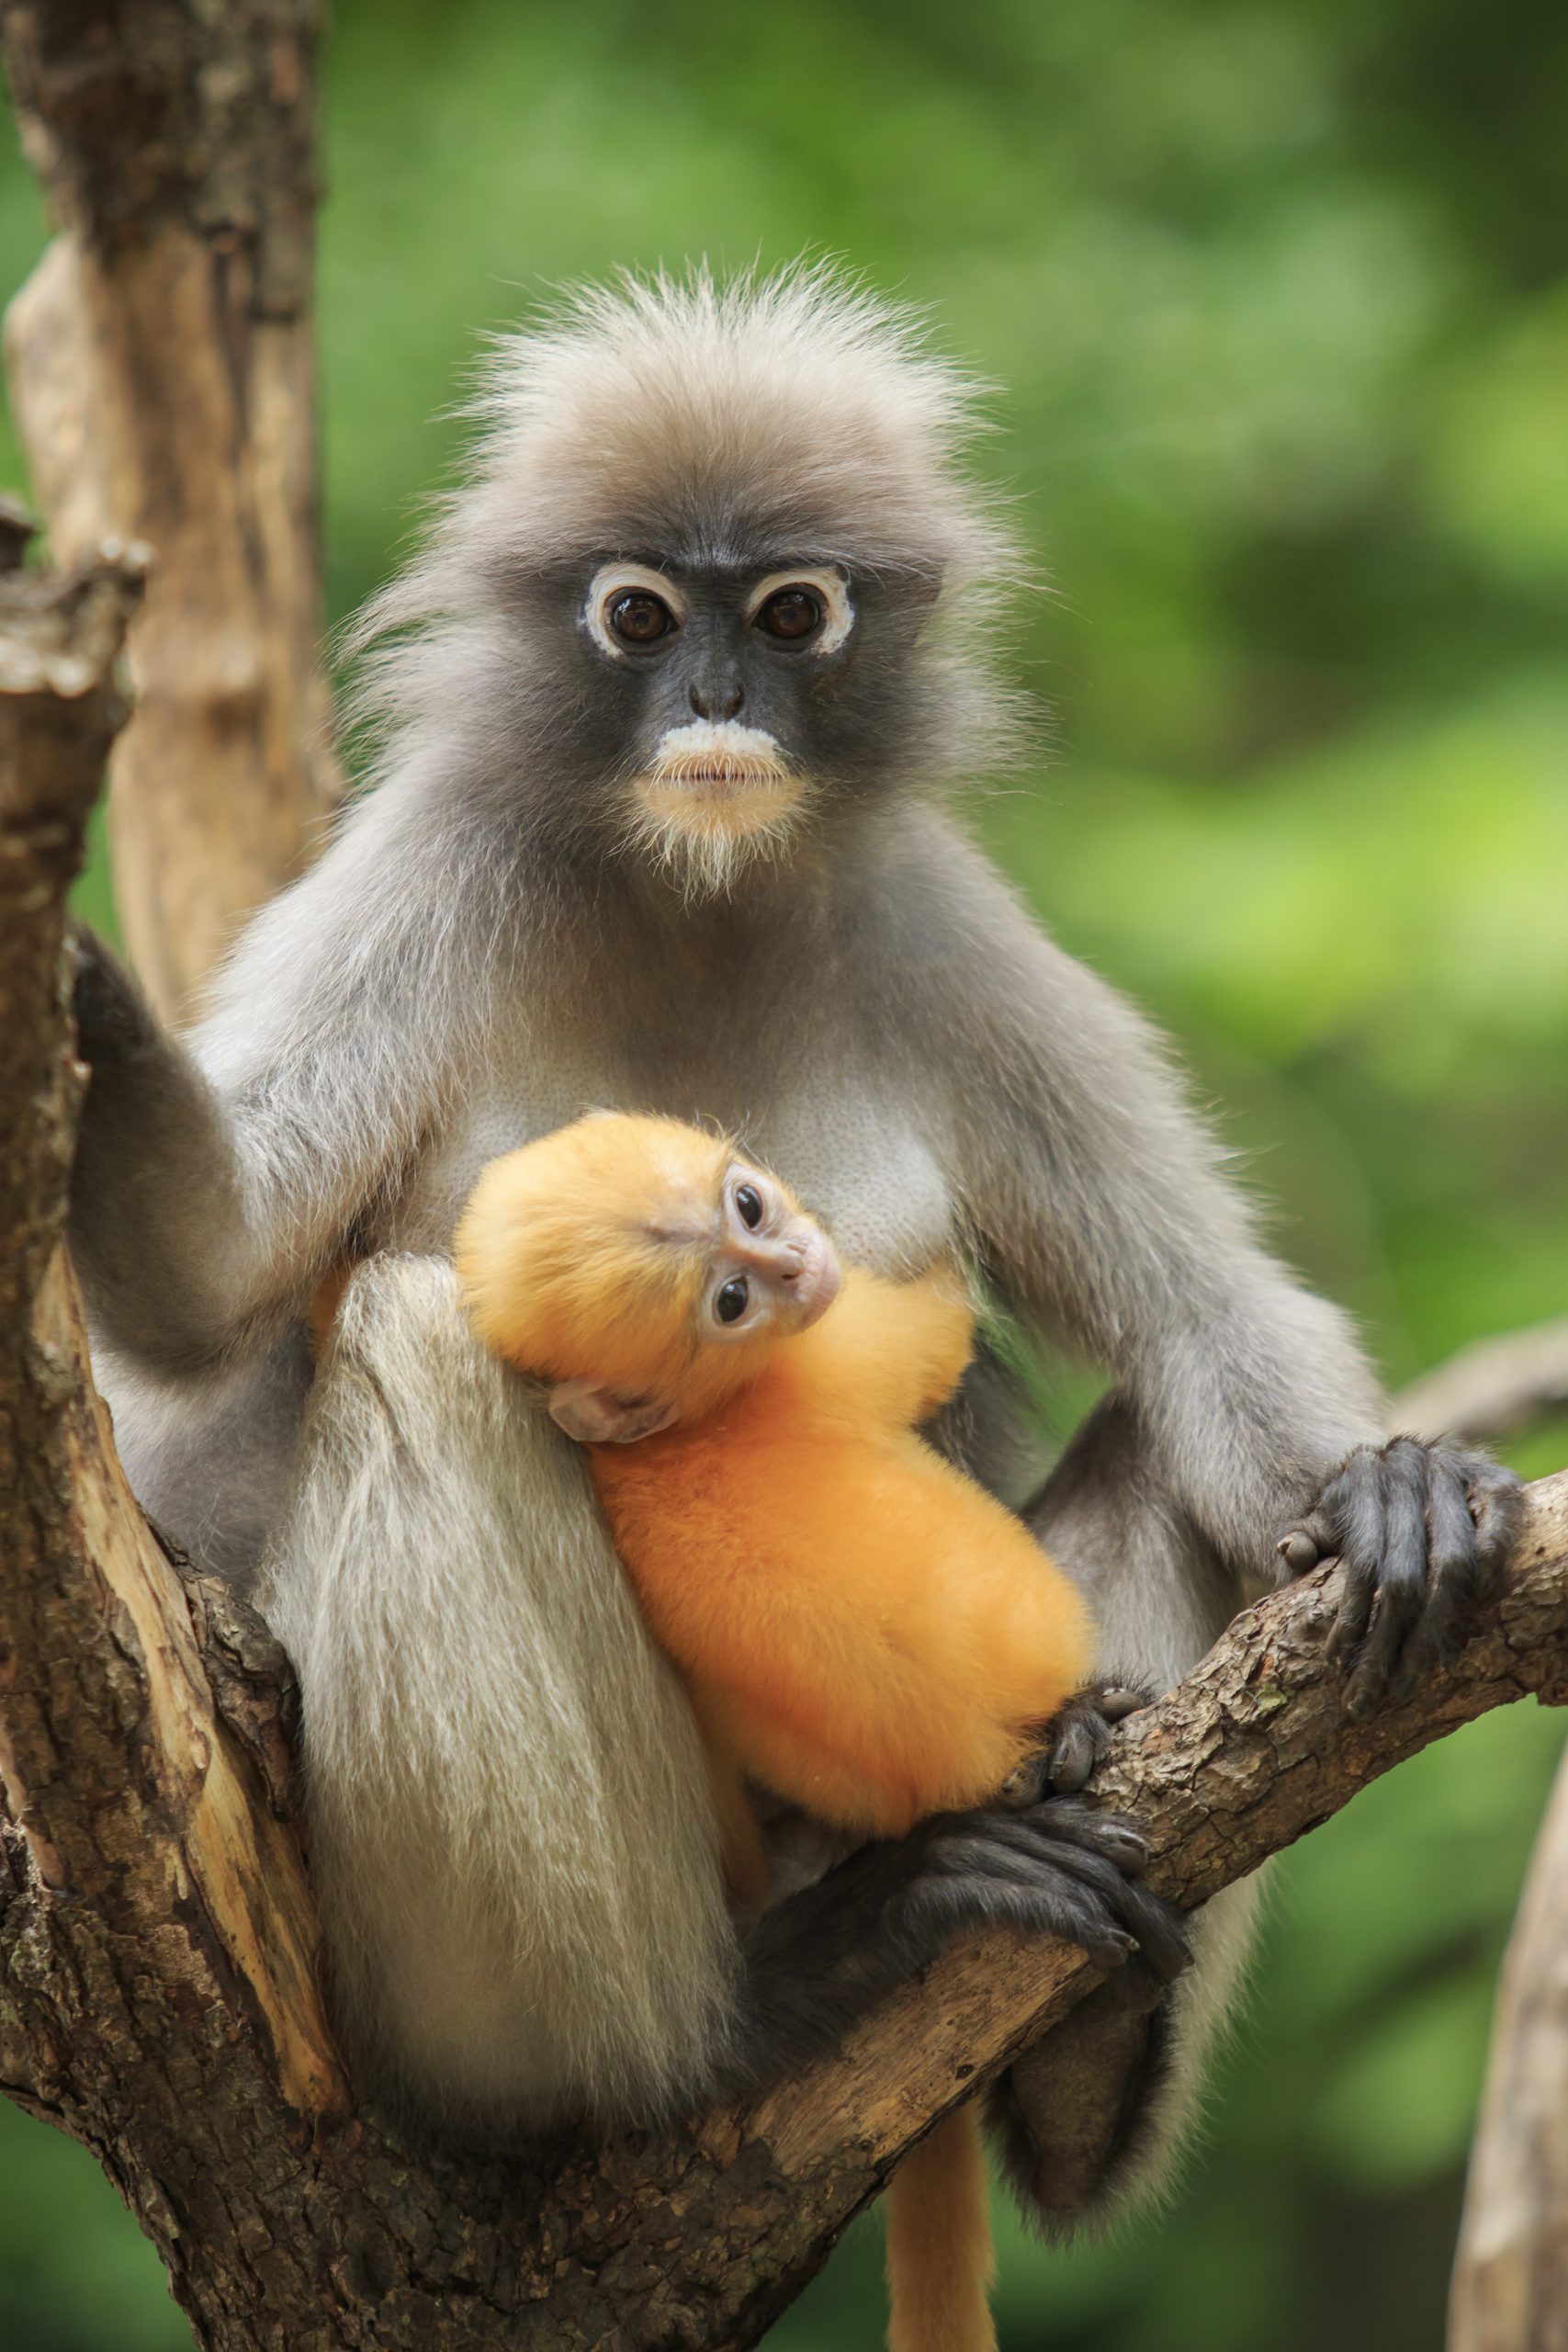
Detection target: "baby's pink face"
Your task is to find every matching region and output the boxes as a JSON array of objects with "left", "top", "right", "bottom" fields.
[
  {"left": 544, "top": 1153, "right": 842, "bottom": 1450},
  {"left": 701, "top": 1161, "right": 841, "bottom": 1348}
]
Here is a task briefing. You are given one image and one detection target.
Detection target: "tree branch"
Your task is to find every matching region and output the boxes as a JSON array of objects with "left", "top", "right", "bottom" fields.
[
  {"left": 1393, "top": 1318, "right": 1568, "bottom": 1450},
  {"left": 2, "top": 569, "right": 1565, "bottom": 2344},
  {"left": 0, "top": 0, "right": 343, "bottom": 1020}
]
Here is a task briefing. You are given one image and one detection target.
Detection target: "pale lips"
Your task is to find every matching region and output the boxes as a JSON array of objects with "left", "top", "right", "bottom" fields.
[
  {"left": 657, "top": 761, "right": 781, "bottom": 798},
  {"left": 649, "top": 753, "right": 787, "bottom": 798},
  {"left": 644, "top": 722, "right": 794, "bottom": 801}
]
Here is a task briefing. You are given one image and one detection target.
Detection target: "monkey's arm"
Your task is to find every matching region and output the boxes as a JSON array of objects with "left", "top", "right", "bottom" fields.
[
  {"left": 883, "top": 816, "right": 1521, "bottom": 1700},
  {"left": 69, "top": 823, "right": 457, "bottom": 1374},
  {"left": 68, "top": 928, "right": 277, "bottom": 1370}
]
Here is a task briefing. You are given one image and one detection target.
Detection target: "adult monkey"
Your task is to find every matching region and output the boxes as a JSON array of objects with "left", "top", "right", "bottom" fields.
[{"left": 69, "top": 271, "right": 1519, "bottom": 2220}]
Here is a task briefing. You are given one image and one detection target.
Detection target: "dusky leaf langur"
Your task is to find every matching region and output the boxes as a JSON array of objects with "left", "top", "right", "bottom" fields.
[
  {"left": 453, "top": 1108, "right": 1188, "bottom": 2352},
  {"left": 67, "top": 266, "right": 1523, "bottom": 2228}
]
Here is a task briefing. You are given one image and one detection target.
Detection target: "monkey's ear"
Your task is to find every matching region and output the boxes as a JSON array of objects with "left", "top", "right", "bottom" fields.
[{"left": 547, "top": 1380, "right": 678, "bottom": 1445}]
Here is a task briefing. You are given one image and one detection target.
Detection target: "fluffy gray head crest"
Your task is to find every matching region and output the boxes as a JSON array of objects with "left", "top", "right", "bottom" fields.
[{"left": 351, "top": 263, "right": 1028, "bottom": 648}]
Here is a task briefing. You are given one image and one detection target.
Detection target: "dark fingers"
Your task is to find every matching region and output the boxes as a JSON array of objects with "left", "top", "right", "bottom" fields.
[{"left": 1343, "top": 1439, "right": 1430, "bottom": 1716}]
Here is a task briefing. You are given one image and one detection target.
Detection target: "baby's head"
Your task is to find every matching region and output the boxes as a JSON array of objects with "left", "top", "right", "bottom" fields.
[{"left": 455, "top": 1113, "right": 840, "bottom": 1441}]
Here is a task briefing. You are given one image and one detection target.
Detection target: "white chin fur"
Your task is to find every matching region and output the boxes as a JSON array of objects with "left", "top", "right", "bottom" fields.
[{"left": 626, "top": 723, "right": 808, "bottom": 898}]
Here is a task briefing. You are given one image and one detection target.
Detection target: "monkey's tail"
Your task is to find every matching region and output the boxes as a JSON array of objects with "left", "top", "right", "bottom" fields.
[{"left": 886, "top": 2102, "right": 997, "bottom": 2352}]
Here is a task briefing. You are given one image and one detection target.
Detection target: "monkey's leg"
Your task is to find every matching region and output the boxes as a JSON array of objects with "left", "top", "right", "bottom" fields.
[
  {"left": 986, "top": 1393, "right": 1260, "bottom": 2233},
  {"left": 95, "top": 1329, "right": 313, "bottom": 1589},
  {"left": 728, "top": 1790, "right": 1189, "bottom": 2098}
]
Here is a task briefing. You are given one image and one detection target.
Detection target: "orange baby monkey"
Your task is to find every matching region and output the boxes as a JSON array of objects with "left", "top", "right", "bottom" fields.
[{"left": 456, "top": 1113, "right": 1101, "bottom": 2352}]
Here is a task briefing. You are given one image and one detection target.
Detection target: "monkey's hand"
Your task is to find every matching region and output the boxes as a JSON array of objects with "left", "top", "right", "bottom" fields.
[
  {"left": 70, "top": 921, "right": 161, "bottom": 1066},
  {"left": 65, "top": 921, "right": 279, "bottom": 1374},
  {"left": 730, "top": 1795, "right": 1188, "bottom": 2094},
  {"left": 880, "top": 1796, "right": 1188, "bottom": 1993},
  {"left": 1274, "top": 1436, "right": 1524, "bottom": 1716}
]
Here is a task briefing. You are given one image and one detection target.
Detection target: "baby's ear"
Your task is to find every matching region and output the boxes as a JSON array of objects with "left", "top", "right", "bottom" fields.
[{"left": 547, "top": 1380, "right": 678, "bottom": 1445}]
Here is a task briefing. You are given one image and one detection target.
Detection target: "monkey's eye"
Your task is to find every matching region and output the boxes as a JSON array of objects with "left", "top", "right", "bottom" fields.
[
  {"left": 714, "top": 1276, "right": 750, "bottom": 1325},
  {"left": 755, "top": 587, "right": 823, "bottom": 643},
  {"left": 735, "top": 1183, "right": 763, "bottom": 1230},
  {"left": 608, "top": 592, "right": 678, "bottom": 646}
]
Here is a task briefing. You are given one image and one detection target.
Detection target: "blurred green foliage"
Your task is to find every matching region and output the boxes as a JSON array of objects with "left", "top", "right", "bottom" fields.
[{"left": 1, "top": 0, "right": 1564, "bottom": 2345}]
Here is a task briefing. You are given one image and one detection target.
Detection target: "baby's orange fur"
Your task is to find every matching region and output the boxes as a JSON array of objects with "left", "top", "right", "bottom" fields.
[
  {"left": 586, "top": 1261, "right": 1092, "bottom": 1838},
  {"left": 455, "top": 1114, "right": 1097, "bottom": 2352}
]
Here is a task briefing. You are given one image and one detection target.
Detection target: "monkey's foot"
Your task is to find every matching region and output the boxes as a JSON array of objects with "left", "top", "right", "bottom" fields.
[
  {"left": 998, "top": 1683, "right": 1154, "bottom": 1804},
  {"left": 1275, "top": 1435, "right": 1524, "bottom": 1716},
  {"left": 731, "top": 1793, "right": 1188, "bottom": 2094},
  {"left": 881, "top": 1793, "right": 1190, "bottom": 1990}
]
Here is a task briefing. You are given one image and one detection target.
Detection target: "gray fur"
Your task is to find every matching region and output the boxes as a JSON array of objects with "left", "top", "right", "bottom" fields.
[
  {"left": 254, "top": 1257, "right": 735, "bottom": 2130},
  {"left": 72, "top": 266, "right": 1411, "bottom": 2221}
]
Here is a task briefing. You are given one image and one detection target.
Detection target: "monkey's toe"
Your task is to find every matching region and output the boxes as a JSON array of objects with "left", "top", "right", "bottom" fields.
[{"left": 1042, "top": 1682, "right": 1156, "bottom": 1794}]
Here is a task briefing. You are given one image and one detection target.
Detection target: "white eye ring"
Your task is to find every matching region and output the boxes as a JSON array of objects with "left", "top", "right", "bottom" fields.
[
  {"left": 584, "top": 564, "right": 689, "bottom": 660},
  {"left": 745, "top": 568, "right": 854, "bottom": 656}
]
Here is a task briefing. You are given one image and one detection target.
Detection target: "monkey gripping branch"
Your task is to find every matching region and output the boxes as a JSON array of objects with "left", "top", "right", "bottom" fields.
[{"left": 0, "top": 542, "right": 1565, "bottom": 2352}]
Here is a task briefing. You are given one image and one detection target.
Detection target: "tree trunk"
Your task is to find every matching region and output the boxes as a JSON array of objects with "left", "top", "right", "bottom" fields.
[
  {"left": 0, "top": 0, "right": 343, "bottom": 1021},
  {"left": 1450, "top": 1742, "right": 1568, "bottom": 2350}
]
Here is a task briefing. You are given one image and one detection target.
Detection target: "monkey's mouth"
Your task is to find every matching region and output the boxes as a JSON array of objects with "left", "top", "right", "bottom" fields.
[{"left": 637, "top": 722, "right": 804, "bottom": 838}]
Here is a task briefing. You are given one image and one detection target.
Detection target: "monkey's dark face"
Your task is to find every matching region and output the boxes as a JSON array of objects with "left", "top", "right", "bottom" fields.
[{"left": 525, "top": 541, "right": 942, "bottom": 889}]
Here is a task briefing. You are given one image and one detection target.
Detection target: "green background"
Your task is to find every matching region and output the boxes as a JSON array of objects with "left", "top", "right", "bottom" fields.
[{"left": 2, "top": 1, "right": 1565, "bottom": 2345}]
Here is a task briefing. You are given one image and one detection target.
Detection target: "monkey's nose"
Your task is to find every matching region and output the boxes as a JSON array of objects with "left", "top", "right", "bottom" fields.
[{"left": 690, "top": 676, "right": 745, "bottom": 720}]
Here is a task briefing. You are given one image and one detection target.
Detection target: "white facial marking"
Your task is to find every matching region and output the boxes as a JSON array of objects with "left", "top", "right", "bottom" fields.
[
  {"left": 646, "top": 719, "right": 793, "bottom": 797},
  {"left": 583, "top": 563, "right": 688, "bottom": 661},
  {"left": 745, "top": 567, "right": 854, "bottom": 655}
]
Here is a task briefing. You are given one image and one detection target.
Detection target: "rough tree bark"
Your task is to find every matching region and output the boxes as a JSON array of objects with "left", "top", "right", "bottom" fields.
[
  {"left": 2, "top": 548, "right": 1566, "bottom": 2352},
  {"left": 0, "top": 0, "right": 343, "bottom": 1020},
  {"left": 1412, "top": 1314, "right": 1568, "bottom": 2352}
]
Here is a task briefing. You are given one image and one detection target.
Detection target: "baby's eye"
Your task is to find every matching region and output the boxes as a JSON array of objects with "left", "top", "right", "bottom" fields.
[
  {"left": 735, "top": 1184, "right": 763, "bottom": 1230},
  {"left": 715, "top": 1275, "right": 750, "bottom": 1325}
]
